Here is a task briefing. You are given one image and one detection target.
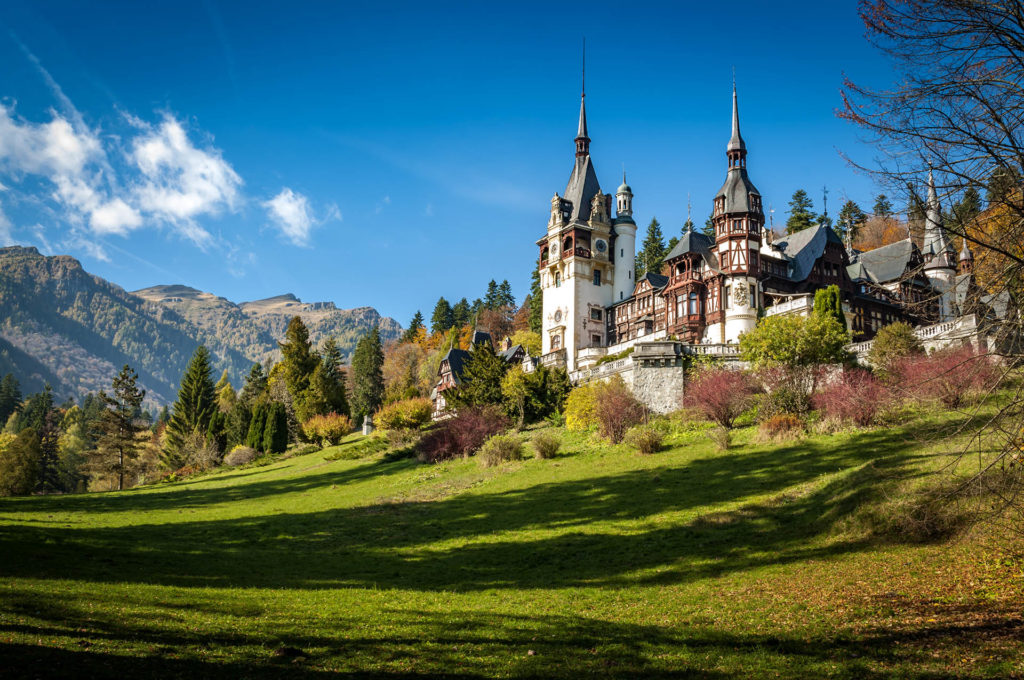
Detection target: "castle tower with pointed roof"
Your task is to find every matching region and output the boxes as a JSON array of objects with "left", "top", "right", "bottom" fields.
[{"left": 923, "top": 170, "right": 957, "bottom": 319}]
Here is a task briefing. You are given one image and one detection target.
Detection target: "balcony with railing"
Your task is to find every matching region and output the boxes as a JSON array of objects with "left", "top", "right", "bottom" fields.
[{"left": 764, "top": 295, "right": 813, "bottom": 318}]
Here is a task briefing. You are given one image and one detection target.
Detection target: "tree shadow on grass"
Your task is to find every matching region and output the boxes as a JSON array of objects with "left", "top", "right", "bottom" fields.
[
  {"left": 1, "top": 591, "right": 1019, "bottom": 679},
  {"left": 0, "top": 420, "right": 944, "bottom": 592}
]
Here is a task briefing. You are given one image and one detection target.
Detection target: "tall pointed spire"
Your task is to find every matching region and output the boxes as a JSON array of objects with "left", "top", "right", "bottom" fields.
[
  {"left": 727, "top": 80, "right": 746, "bottom": 153},
  {"left": 924, "top": 169, "right": 954, "bottom": 269},
  {"left": 575, "top": 38, "right": 590, "bottom": 157}
]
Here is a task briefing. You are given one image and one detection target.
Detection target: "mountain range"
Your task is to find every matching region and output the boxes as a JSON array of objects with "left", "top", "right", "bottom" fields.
[{"left": 0, "top": 246, "right": 402, "bottom": 407}]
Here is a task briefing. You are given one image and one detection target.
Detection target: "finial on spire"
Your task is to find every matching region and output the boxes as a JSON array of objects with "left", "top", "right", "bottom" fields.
[
  {"left": 727, "top": 77, "right": 746, "bottom": 154},
  {"left": 822, "top": 185, "right": 829, "bottom": 218}
]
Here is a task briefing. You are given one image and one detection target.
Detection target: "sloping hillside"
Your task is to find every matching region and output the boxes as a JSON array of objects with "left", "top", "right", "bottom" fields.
[
  {"left": 0, "top": 412, "right": 1020, "bottom": 678},
  {"left": 0, "top": 246, "right": 252, "bottom": 405}
]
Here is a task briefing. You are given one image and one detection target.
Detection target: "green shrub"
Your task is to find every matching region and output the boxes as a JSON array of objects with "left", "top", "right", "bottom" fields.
[
  {"left": 301, "top": 412, "right": 352, "bottom": 446},
  {"left": 263, "top": 403, "right": 288, "bottom": 454},
  {"left": 376, "top": 398, "right": 433, "bottom": 431},
  {"left": 595, "top": 346, "right": 634, "bottom": 366},
  {"left": 223, "top": 445, "right": 258, "bottom": 467},
  {"left": 531, "top": 430, "right": 561, "bottom": 459},
  {"left": 594, "top": 376, "right": 647, "bottom": 443},
  {"left": 869, "top": 321, "right": 924, "bottom": 378},
  {"left": 246, "top": 404, "right": 268, "bottom": 451},
  {"left": 477, "top": 433, "right": 524, "bottom": 468},
  {"left": 623, "top": 424, "right": 663, "bottom": 455}
]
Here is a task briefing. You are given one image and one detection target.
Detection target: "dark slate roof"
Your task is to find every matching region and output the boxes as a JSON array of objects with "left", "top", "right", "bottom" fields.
[
  {"left": 771, "top": 223, "right": 844, "bottom": 281},
  {"left": 850, "top": 238, "right": 915, "bottom": 283},
  {"left": 470, "top": 330, "right": 492, "bottom": 349},
  {"left": 638, "top": 272, "right": 669, "bottom": 290},
  {"left": 728, "top": 84, "right": 745, "bottom": 152},
  {"left": 564, "top": 154, "right": 602, "bottom": 223},
  {"left": 715, "top": 168, "right": 761, "bottom": 214},
  {"left": 499, "top": 344, "right": 525, "bottom": 362},
  {"left": 664, "top": 230, "right": 714, "bottom": 261},
  {"left": 440, "top": 348, "right": 471, "bottom": 384}
]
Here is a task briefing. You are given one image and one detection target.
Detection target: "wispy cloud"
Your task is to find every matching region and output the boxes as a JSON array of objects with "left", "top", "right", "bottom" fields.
[{"left": 263, "top": 187, "right": 340, "bottom": 247}]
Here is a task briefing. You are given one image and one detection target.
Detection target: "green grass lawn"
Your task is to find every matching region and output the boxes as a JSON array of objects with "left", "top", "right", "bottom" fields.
[{"left": 1, "top": 410, "right": 1022, "bottom": 678}]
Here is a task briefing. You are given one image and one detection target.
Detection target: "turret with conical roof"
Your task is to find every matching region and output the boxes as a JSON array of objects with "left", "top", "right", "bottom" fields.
[
  {"left": 714, "top": 83, "right": 762, "bottom": 220},
  {"left": 923, "top": 170, "right": 955, "bottom": 271},
  {"left": 959, "top": 237, "right": 974, "bottom": 275}
]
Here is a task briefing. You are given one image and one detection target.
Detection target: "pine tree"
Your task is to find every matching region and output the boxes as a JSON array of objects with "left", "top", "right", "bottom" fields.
[
  {"left": 702, "top": 214, "right": 716, "bottom": 238},
  {"left": 239, "top": 363, "right": 267, "bottom": 407},
  {"left": 452, "top": 298, "right": 471, "bottom": 327},
  {"left": 0, "top": 374, "right": 21, "bottom": 425},
  {"left": 402, "top": 311, "right": 425, "bottom": 342},
  {"left": 497, "top": 280, "right": 515, "bottom": 308},
  {"left": 94, "top": 365, "right": 146, "bottom": 491},
  {"left": 312, "top": 337, "right": 348, "bottom": 416},
  {"left": 431, "top": 297, "right": 455, "bottom": 333},
  {"left": 951, "top": 187, "right": 982, "bottom": 229},
  {"left": 350, "top": 327, "right": 384, "bottom": 423},
  {"left": 446, "top": 342, "right": 508, "bottom": 408},
  {"left": 873, "top": 194, "right": 893, "bottom": 217},
  {"left": 484, "top": 280, "right": 500, "bottom": 309},
  {"left": 279, "top": 316, "right": 319, "bottom": 406},
  {"left": 165, "top": 346, "right": 217, "bottom": 459},
  {"left": 636, "top": 217, "right": 667, "bottom": 277},
  {"left": 225, "top": 400, "right": 251, "bottom": 450},
  {"left": 214, "top": 370, "right": 235, "bottom": 413},
  {"left": 786, "top": 190, "right": 815, "bottom": 234},
  {"left": 246, "top": 403, "right": 268, "bottom": 451},
  {"left": 206, "top": 409, "right": 227, "bottom": 454},
  {"left": 528, "top": 268, "right": 542, "bottom": 335},
  {"left": 262, "top": 402, "right": 288, "bottom": 454},
  {"left": 837, "top": 199, "right": 867, "bottom": 244}
]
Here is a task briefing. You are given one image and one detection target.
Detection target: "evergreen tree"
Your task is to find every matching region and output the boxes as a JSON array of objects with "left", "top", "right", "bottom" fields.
[
  {"left": 484, "top": 280, "right": 500, "bottom": 309},
  {"left": 446, "top": 342, "right": 508, "bottom": 408},
  {"left": 402, "top": 311, "right": 425, "bottom": 342},
  {"left": 470, "top": 298, "right": 484, "bottom": 319},
  {"left": 497, "top": 280, "right": 515, "bottom": 308},
  {"left": 985, "top": 166, "right": 1022, "bottom": 205},
  {"left": 951, "top": 187, "right": 982, "bottom": 229},
  {"left": 214, "top": 370, "right": 235, "bottom": 413},
  {"left": 636, "top": 217, "right": 667, "bottom": 277},
  {"left": 165, "top": 346, "right": 217, "bottom": 458},
  {"left": 873, "top": 194, "right": 893, "bottom": 217},
  {"left": 702, "top": 214, "right": 716, "bottom": 238},
  {"left": 350, "top": 327, "right": 384, "bottom": 423},
  {"left": 430, "top": 297, "right": 455, "bottom": 333},
  {"left": 452, "top": 298, "right": 472, "bottom": 327},
  {"left": 246, "top": 403, "right": 268, "bottom": 451},
  {"left": 0, "top": 374, "right": 21, "bottom": 425},
  {"left": 206, "top": 409, "right": 227, "bottom": 454},
  {"left": 813, "top": 284, "right": 847, "bottom": 329},
  {"left": 528, "top": 268, "right": 543, "bottom": 335},
  {"left": 225, "top": 400, "right": 251, "bottom": 450},
  {"left": 239, "top": 363, "right": 268, "bottom": 407},
  {"left": 16, "top": 385, "right": 54, "bottom": 434},
  {"left": 786, "top": 190, "right": 815, "bottom": 234},
  {"left": 837, "top": 199, "right": 867, "bottom": 244},
  {"left": 156, "top": 405, "right": 170, "bottom": 426},
  {"left": 279, "top": 316, "right": 319, "bottom": 406},
  {"left": 94, "top": 365, "right": 146, "bottom": 491},
  {"left": 311, "top": 337, "right": 349, "bottom": 416},
  {"left": 262, "top": 402, "right": 288, "bottom": 454}
]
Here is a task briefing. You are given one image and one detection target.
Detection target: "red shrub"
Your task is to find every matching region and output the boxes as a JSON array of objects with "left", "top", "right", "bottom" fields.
[
  {"left": 684, "top": 367, "right": 757, "bottom": 428},
  {"left": 593, "top": 377, "right": 647, "bottom": 443},
  {"left": 895, "top": 346, "right": 999, "bottom": 408},
  {"left": 416, "top": 405, "right": 509, "bottom": 463},
  {"left": 813, "top": 368, "right": 889, "bottom": 426}
]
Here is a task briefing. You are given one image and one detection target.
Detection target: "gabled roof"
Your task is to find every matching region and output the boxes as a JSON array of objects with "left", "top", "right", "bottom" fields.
[
  {"left": 470, "top": 330, "right": 492, "bottom": 349},
  {"left": 850, "top": 238, "right": 917, "bottom": 284},
  {"left": 664, "top": 230, "right": 714, "bottom": 262},
  {"left": 564, "top": 155, "right": 602, "bottom": 223},
  {"left": 439, "top": 348, "right": 471, "bottom": 383},
  {"left": 636, "top": 272, "right": 668, "bottom": 292},
  {"left": 499, "top": 344, "right": 525, "bottom": 362},
  {"left": 771, "top": 223, "right": 845, "bottom": 281}
]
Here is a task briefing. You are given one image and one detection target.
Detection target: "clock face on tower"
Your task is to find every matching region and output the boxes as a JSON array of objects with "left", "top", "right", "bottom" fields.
[{"left": 595, "top": 239, "right": 607, "bottom": 253}]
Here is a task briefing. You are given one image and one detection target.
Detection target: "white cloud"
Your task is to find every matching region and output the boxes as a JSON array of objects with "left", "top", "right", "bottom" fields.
[
  {"left": 262, "top": 188, "right": 341, "bottom": 247},
  {"left": 90, "top": 198, "right": 142, "bottom": 235},
  {"left": 0, "top": 198, "right": 13, "bottom": 246},
  {"left": 130, "top": 115, "right": 242, "bottom": 245}
]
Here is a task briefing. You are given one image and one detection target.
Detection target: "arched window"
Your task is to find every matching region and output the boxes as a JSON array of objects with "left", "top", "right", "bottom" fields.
[{"left": 551, "top": 334, "right": 561, "bottom": 350}]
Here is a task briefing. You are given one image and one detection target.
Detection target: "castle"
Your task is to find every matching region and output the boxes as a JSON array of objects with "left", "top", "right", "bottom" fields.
[{"left": 536, "top": 82, "right": 981, "bottom": 379}]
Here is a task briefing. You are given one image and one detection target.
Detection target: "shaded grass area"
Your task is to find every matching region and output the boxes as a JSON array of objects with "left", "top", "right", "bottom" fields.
[{"left": 1, "top": 408, "right": 1022, "bottom": 678}]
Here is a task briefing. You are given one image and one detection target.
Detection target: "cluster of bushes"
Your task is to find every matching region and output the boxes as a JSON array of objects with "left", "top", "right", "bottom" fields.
[
  {"left": 301, "top": 412, "right": 353, "bottom": 446},
  {"left": 416, "top": 405, "right": 509, "bottom": 463},
  {"left": 564, "top": 376, "right": 648, "bottom": 443}
]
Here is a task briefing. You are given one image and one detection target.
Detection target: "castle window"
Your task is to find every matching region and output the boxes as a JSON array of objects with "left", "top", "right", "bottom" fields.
[
  {"left": 688, "top": 292, "right": 698, "bottom": 315},
  {"left": 551, "top": 334, "right": 561, "bottom": 350},
  {"left": 750, "top": 288, "right": 757, "bottom": 309},
  {"left": 724, "top": 285, "right": 731, "bottom": 309},
  {"left": 590, "top": 308, "right": 602, "bottom": 321},
  {"left": 554, "top": 272, "right": 561, "bottom": 288},
  {"left": 593, "top": 270, "right": 601, "bottom": 286},
  {"left": 592, "top": 334, "right": 602, "bottom": 346}
]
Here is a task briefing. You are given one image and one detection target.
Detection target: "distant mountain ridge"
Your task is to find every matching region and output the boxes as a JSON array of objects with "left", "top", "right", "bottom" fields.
[{"left": 0, "top": 246, "right": 401, "bottom": 406}]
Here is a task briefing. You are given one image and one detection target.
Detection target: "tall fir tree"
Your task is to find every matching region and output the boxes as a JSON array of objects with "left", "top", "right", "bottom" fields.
[
  {"left": 702, "top": 214, "right": 716, "bottom": 238},
  {"left": 94, "top": 365, "right": 146, "bottom": 491},
  {"left": 528, "top": 268, "right": 543, "bottom": 335},
  {"left": 239, "top": 363, "right": 268, "bottom": 407},
  {"left": 312, "top": 337, "right": 349, "bottom": 416},
  {"left": 262, "top": 402, "right": 288, "bottom": 454},
  {"left": 445, "top": 342, "right": 508, "bottom": 409},
  {"left": 636, "top": 217, "right": 667, "bottom": 277},
  {"left": 484, "top": 280, "right": 500, "bottom": 309},
  {"left": 350, "top": 327, "right": 384, "bottom": 423},
  {"left": 402, "top": 311, "right": 425, "bottom": 342},
  {"left": 786, "top": 190, "right": 815, "bottom": 234},
  {"left": 497, "top": 280, "right": 515, "bottom": 308},
  {"left": 246, "top": 403, "right": 269, "bottom": 451},
  {"left": 430, "top": 297, "right": 455, "bottom": 333},
  {"left": 837, "top": 199, "right": 867, "bottom": 244},
  {"left": 873, "top": 194, "right": 893, "bottom": 217},
  {"left": 279, "top": 316, "right": 319, "bottom": 405},
  {"left": 452, "top": 298, "right": 472, "bottom": 328},
  {"left": 813, "top": 284, "right": 847, "bottom": 329},
  {"left": 165, "top": 345, "right": 217, "bottom": 460},
  {"left": 951, "top": 186, "right": 982, "bottom": 229}
]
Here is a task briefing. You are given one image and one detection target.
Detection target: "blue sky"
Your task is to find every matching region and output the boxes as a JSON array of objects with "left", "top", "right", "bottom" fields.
[{"left": 0, "top": 1, "right": 898, "bottom": 325}]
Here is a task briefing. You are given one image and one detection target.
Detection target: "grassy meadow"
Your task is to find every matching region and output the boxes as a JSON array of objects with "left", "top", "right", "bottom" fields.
[{"left": 1, "top": 406, "right": 1022, "bottom": 678}]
